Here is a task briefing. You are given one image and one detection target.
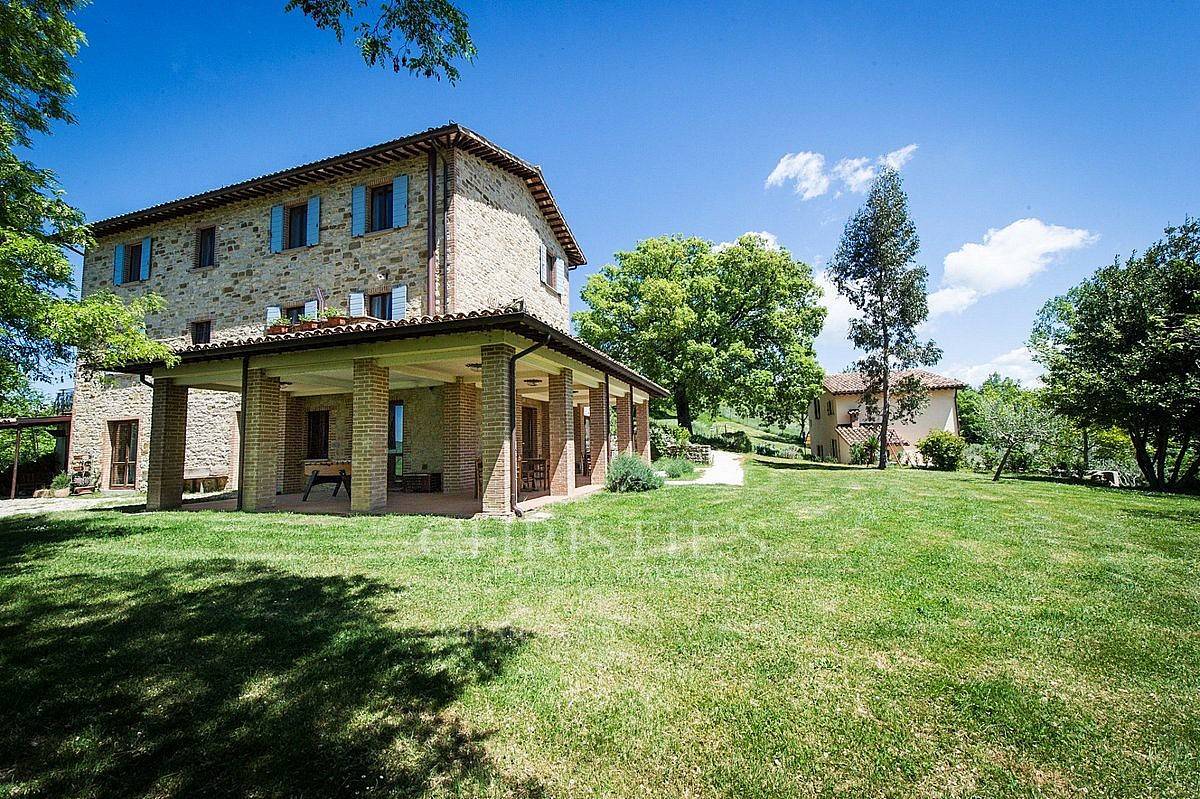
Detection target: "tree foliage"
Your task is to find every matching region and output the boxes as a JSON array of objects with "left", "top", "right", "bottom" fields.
[
  {"left": 828, "top": 168, "right": 941, "bottom": 468},
  {"left": 574, "top": 234, "right": 825, "bottom": 431},
  {"left": 0, "top": 0, "right": 173, "bottom": 405},
  {"left": 286, "top": 0, "right": 475, "bottom": 82},
  {"left": 975, "top": 390, "right": 1061, "bottom": 481},
  {"left": 1030, "top": 219, "right": 1200, "bottom": 490}
]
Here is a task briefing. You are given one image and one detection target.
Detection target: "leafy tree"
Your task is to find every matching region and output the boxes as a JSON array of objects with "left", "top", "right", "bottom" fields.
[
  {"left": 1, "top": 0, "right": 173, "bottom": 406},
  {"left": 828, "top": 168, "right": 941, "bottom": 469},
  {"left": 1031, "top": 219, "right": 1200, "bottom": 490},
  {"left": 286, "top": 0, "right": 475, "bottom": 82},
  {"left": 957, "top": 373, "right": 1024, "bottom": 443},
  {"left": 977, "top": 391, "right": 1061, "bottom": 481},
  {"left": 575, "top": 234, "right": 825, "bottom": 432}
]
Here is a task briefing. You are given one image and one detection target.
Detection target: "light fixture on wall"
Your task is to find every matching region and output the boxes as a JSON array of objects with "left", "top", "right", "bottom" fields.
[
  {"left": 523, "top": 378, "right": 542, "bottom": 386},
  {"left": 466, "top": 362, "right": 482, "bottom": 370}
]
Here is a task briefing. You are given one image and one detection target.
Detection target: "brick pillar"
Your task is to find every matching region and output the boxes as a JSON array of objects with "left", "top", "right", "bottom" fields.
[
  {"left": 548, "top": 369, "right": 575, "bottom": 496},
  {"left": 443, "top": 377, "right": 480, "bottom": 493},
  {"left": 615, "top": 394, "right": 633, "bottom": 455},
  {"left": 588, "top": 384, "right": 610, "bottom": 485},
  {"left": 351, "top": 358, "right": 389, "bottom": 514},
  {"left": 635, "top": 400, "right": 651, "bottom": 464},
  {"left": 574, "top": 404, "right": 586, "bottom": 474},
  {"left": 146, "top": 378, "right": 188, "bottom": 510},
  {"left": 480, "top": 343, "right": 514, "bottom": 516},
  {"left": 279, "top": 392, "right": 307, "bottom": 494},
  {"left": 241, "top": 369, "right": 280, "bottom": 511}
]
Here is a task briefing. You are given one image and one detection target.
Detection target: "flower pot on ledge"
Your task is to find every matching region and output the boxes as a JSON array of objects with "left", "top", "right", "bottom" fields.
[
  {"left": 294, "top": 320, "right": 318, "bottom": 332},
  {"left": 266, "top": 323, "right": 291, "bottom": 335},
  {"left": 320, "top": 316, "right": 349, "bottom": 328}
]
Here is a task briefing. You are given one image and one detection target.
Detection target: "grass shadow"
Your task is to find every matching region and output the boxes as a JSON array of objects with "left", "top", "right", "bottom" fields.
[
  {"left": 0, "top": 517, "right": 538, "bottom": 798},
  {"left": 753, "top": 457, "right": 859, "bottom": 471}
]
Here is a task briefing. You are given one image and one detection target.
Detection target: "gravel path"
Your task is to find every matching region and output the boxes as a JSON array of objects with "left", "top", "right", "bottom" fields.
[{"left": 667, "top": 450, "right": 745, "bottom": 486}]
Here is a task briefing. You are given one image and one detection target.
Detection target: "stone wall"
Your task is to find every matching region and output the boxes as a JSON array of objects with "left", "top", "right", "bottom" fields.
[{"left": 452, "top": 152, "right": 571, "bottom": 329}]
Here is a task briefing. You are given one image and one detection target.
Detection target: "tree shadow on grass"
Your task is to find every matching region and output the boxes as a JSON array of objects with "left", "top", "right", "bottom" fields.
[{"left": 0, "top": 518, "right": 538, "bottom": 798}]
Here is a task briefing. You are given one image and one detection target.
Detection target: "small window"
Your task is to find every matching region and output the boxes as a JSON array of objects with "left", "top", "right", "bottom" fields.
[
  {"left": 123, "top": 241, "right": 143, "bottom": 283},
  {"left": 284, "top": 305, "right": 305, "bottom": 323},
  {"left": 816, "top": 444, "right": 824, "bottom": 458},
  {"left": 832, "top": 439, "right": 839, "bottom": 459},
  {"left": 306, "top": 410, "right": 330, "bottom": 459},
  {"left": 541, "top": 246, "right": 556, "bottom": 288},
  {"left": 196, "top": 227, "right": 217, "bottom": 268},
  {"left": 369, "top": 184, "right": 393, "bottom": 232},
  {"left": 814, "top": 399, "right": 821, "bottom": 420},
  {"left": 190, "top": 320, "right": 212, "bottom": 345},
  {"left": 827, "top": 400, "right": 833, "bottom": 416},
  {"left": 285, "top": 203, "right": 308, "bottom": 249},
  {"left": 368, "top": 293, "right": 392, "bottom": 320}
]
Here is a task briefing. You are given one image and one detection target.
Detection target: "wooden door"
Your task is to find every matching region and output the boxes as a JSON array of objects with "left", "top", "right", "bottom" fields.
[{"left": 109, "top": 420, "right": 138, "bottom": 489}]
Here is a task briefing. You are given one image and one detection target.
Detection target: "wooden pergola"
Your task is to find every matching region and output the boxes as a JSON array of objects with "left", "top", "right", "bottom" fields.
[{"left": 0, "top": 414, "right": 71, "bottom": 499}]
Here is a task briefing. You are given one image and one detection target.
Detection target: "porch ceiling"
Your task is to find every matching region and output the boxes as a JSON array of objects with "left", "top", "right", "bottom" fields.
[{"left": 154, "top": 330, "right": 651, "bottom": 403}]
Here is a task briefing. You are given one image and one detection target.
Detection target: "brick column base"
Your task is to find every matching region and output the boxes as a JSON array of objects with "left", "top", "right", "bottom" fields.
[
  {"left": 635, "top": 400, "right": 651, "bottom": 464},
  {"left": 588, "top": 385, "right": 610, "bottom": 485},
  {"left": 146, "top": 378, "right": 188, "bottom": 511},
  {"left": 241, "top": 369, "right": 280, "bottom": 511},
  {"left": 352, "top": 358, "right": 389, "bottom": 513},
  {"left": 481, "top": 343, "right": 514, "bottom": 516},
  {"left": 548, "top": 369, "right": 575, "bottom": 496}
]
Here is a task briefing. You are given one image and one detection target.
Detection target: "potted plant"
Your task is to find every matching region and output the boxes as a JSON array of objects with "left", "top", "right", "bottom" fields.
[
  {"left": 319, "top": 306, "right": 349, "bottom": 327},
  {"left": 266, "top": 318, "right": 292, "bottom": 335},
  {"left": 294, "top": 314, "right": 319, "bottom": 332},
  {"left": 50, "top": 471, "right": 71, "bottom": 498}
]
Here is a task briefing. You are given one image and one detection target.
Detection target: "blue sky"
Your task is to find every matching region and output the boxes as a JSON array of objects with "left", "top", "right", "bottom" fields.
[{"left": 34, "top": 0, "right": 1200, "bottom": 391}]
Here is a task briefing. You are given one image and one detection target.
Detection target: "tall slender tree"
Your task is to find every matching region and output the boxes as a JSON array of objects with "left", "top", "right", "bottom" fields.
[{"left": 827, "top": 168, "right": 941, "bottom": 469}]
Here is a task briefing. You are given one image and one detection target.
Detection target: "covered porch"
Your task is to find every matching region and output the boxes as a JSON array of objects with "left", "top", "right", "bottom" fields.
[{"left": 133, "top": 310, "right": 662, "bottom": 517}]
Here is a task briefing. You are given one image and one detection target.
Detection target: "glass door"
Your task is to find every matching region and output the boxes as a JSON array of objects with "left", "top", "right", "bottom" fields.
[
  {"left": 109, "top": 420, "right": 138, "bottom": 489},
  {"left": 387, "top": 400, "right": 404, "bottom": 488}
]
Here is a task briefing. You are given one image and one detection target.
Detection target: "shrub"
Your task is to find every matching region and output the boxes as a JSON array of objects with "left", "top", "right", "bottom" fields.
[
  {"left": 721, "top": 430, "right": 753, "bottom": 453},
  {"left": 606, "top": 453, "right": 664, "bottom": 492},
  {"left": 850, "top": 434, "right": 880, "bottom": 465},
  {"left": 649, "top": 424, "right": 673, "bottom": 460},
  {"left": 49, "top": 472, "right": 70, "bottom": 490},
  {"left": 918, "top": 430, "right": 967, "bottom": 470},
  {"left": 654, "top": 457, "right": 696, "bottom": 479},
  {"left": 754, "top": 442, "right": 802, "bottom": 460}
]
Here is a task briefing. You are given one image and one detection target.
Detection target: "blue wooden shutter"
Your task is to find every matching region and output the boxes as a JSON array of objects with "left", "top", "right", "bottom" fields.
[
  {"left": 139, "top": 236, "right": 152, "bottom": 281},
  {"left": 392, "top": 175, "right": 408, "bottom": 227},
  {"left": 113, "top": 243, "right": 126, "bottom": 285},
  {"left": 306, "top": 196, "right": 320, "bottom": 245},
  {"left": 538, "top": 243, "right": 548, "bottom": 284},
  {"left": 270, "top": 204, "right": 284, "bottom": 253},
  {"left": 303, "top": 299, "right": 318, "bottom": 318},
  {"left": 391, "top": 284, "right": 407, "bottom": 320},
  {"left": 351, "top": 185, "right": 367, "bottom": 236},
  {"left": 348, "top": 292, "right": 365, "bottom": 317},
  {"left": 265, "top": 305, "right": 282, "bottom": 323},
  {"left": 555, "top": 257, "right": 567, "bottom": 295}
]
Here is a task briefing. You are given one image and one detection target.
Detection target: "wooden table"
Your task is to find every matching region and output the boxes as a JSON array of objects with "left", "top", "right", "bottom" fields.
[{"left": 301, "top": 461, "right": 351, "bottom": 501}]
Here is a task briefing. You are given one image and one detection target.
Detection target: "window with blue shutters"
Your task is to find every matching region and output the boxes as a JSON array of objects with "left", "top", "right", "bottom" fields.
[
  {"left": 115, "top": 240, "right": 145, "bottom": 284},
  {"left": 285, "top": 203, "right": 308, "bottom": 250},
  {"left": 368, "top": 292, "right": 392, "bottom": 320},
  {"left": 369, "top": 184, "right": 393, "bottom": 232}
]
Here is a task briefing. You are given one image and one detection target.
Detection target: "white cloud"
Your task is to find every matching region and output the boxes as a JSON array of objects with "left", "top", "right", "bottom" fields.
[
  {"left": 930, "top": 218, "right": 1098, "bottom": 316},
  {"left": 880, "top": 143, "right": 919, "bottom": 171},
  {"left": 766, "top": 143, "right": 918, "bottom": 200},
  {"left": 765, "top": 152, "right": 830, "bottom": 199},
  {"left": 814, "top": 269, "right": 859, "bottom": 346},
  {"left": 946, "top": 346, "right": 1043, "bottom": 388},
  {"left": 714, "top": 230, "right": 781, "bottom": 253},
  {"left": 832, "top": 157, "right": 875, "bottom": 193}
]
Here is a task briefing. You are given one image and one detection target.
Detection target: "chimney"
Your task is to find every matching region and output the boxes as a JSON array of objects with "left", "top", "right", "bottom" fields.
[{"left": 848, "top": 408, "right": 860, "bottom": 428}]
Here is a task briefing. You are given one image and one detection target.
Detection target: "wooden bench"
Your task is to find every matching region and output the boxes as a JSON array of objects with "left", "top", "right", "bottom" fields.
[{"left": 182, "top": 469, "right": 229, "bottom": 494}]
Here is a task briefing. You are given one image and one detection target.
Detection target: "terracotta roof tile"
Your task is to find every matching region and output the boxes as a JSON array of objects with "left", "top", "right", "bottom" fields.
[
  {"left": 822, "top": 369, "right": 967, "bottom": 395},
  {"left": 836, "top": 424, "right": 908, "bottom": 447}
]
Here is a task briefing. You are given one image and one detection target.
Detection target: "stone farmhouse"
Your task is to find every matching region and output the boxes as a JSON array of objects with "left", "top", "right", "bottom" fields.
[
  {"left": 70, "top": 124, "right": 665, "bottom": 517},
  {"left": 807, "top": 370, "right": 966, "bottom": 464}
]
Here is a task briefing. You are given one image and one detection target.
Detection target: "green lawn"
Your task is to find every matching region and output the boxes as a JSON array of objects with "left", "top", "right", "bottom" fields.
[{"left": 1, "top": 462, "right": 1198, "bottom": 798}]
